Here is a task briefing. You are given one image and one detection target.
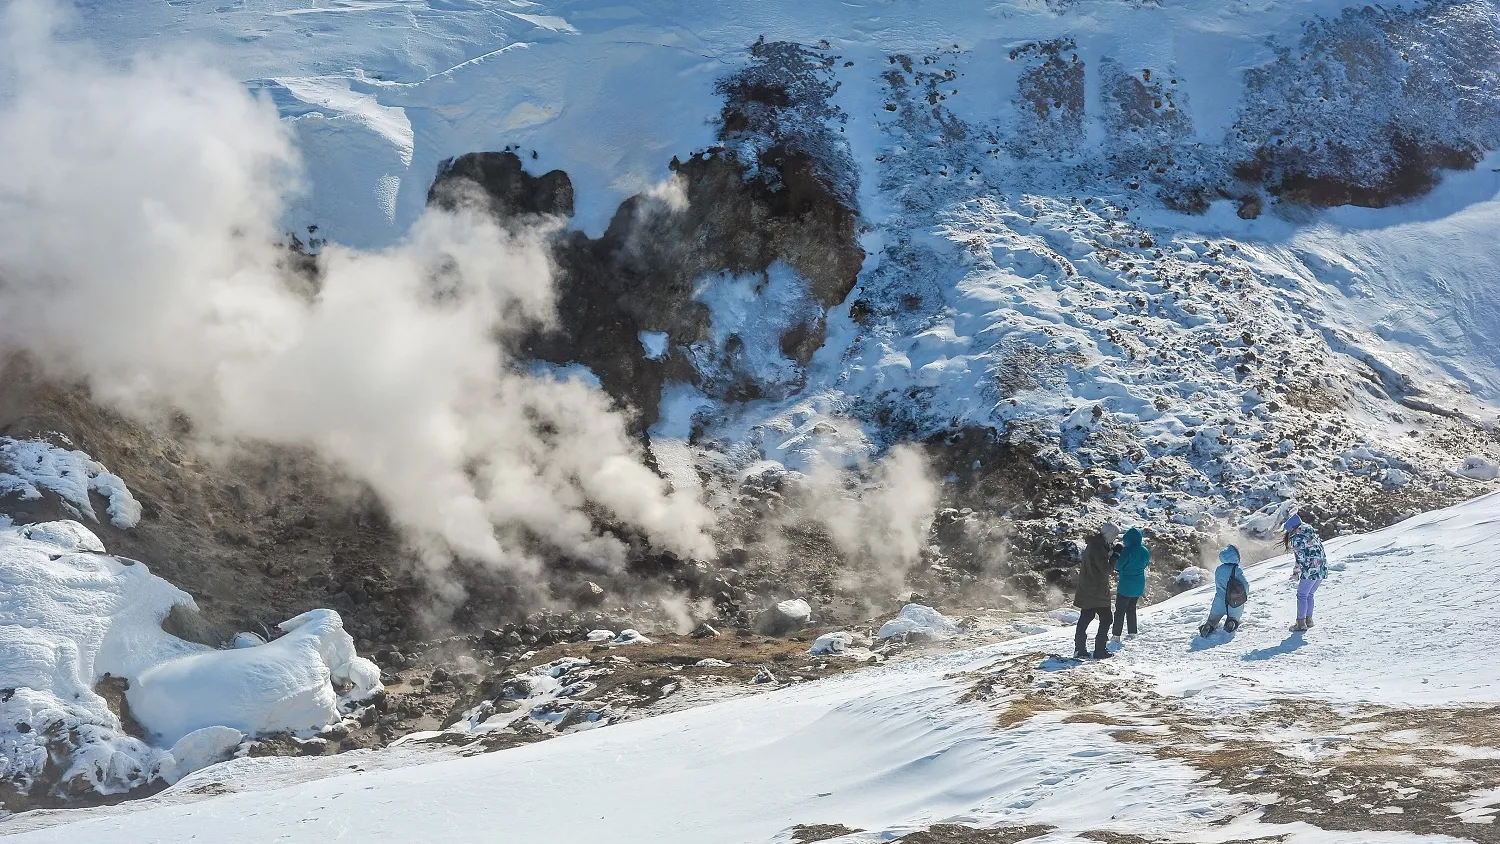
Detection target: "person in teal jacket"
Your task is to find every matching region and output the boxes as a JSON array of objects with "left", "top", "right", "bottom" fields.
[{"left": 1110, "top": 527, "right": 1150, "bottom": 640}]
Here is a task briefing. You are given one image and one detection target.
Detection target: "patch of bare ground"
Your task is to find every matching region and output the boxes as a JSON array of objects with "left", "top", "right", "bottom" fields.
[
  {"left": 1147, "top": 704, "right": 1500, "bottom": 843},
  {"left": 1079, "top": 835, "right": 1282, "bottom": 844},
  {"left": 950, "top": 655, "right": 1500, "bottom": 842},
  {"left": 791, "top": 823, "right": 865, "bottom": 842},
  {"left": 899, "top": 824, "right": 1054, "bottom": 843}
]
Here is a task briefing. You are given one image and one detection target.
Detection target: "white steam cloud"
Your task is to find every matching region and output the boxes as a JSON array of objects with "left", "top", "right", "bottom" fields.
[
  {"left": 799, "top": 444, "right": 939, "bottom": 596},
  {"left": 0, "top": 1, "right": 714, "bottom": 579}
]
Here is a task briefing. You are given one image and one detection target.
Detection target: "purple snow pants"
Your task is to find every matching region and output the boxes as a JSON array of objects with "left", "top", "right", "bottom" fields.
[{"left": 1296, "top": 578, "right": 1322, "bottom": 618}]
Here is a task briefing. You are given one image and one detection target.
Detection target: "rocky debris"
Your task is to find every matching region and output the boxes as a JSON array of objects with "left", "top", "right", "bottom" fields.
[
  {"left": 387, "top": 625, "right": 892, "bottom": 756},
  {"left": 690, "top": 623, "right": 721, "bottom": 639},
  {"left": 790, "top": 824, "right": 865, "bottom": 843}
]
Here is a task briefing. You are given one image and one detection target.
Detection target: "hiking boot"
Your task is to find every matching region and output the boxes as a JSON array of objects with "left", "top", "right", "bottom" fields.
[
  {"left": 1304, "top": 615, "right": 1314, "bottom": 629},
  {"left": 1224, "top": 618, "right": 1240, "bottom": 634},
  {"left": 1073, "top": 649, "right": 1089, "bottom": 660},
  {"left": 1198, "top": 622, "right": 1215, "bottom": 638},
  {"left": 1109, "top": 635, "right": 1122, "bottom": 644},
  {"left": 1290, "top": 617, "right": 1307, "bottom": 632},
  {"left": 1093, "top": 650, "right": 1114, "bottom": 660}
]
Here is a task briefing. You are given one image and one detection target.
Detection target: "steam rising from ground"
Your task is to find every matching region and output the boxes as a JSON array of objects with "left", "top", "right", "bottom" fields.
[
  {"left": 793, "top": 444, "right": 940, "bottom": 598},
  {"left": 0, "top": 2, "right": 714, "bottom": 581}
]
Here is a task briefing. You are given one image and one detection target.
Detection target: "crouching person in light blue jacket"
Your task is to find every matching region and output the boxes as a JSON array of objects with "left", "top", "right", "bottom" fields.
[{"left": 1199, "top": 545, "right": 1251, "bottom": 638}]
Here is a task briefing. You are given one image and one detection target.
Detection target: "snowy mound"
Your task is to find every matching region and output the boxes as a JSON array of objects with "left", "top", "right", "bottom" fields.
[
  {"left": 876, "top": 604, "right": 958, "bottom": 641},
  {"left": 0, "top": 522, "right": 380, "bottom": 803},
  {"left": 20, "top": 492, "right": 1500, "bottom": 843},
  {"left": 0, "top": 438, "right": 141, "bottom": 529},
  {"left": 130, "top": 609, "right": 382, "bottom": 746}
]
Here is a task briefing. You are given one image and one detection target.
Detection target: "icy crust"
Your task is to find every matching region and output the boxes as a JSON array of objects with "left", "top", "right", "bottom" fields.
[
  {"left": 0, "top": 523, "right": 381, "bottom": 802},
  {"left": 0, "top": 438, "right": 142, "bottom": 529}
]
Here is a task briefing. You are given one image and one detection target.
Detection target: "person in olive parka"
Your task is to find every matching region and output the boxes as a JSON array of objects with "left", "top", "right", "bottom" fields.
[{"left": 1074, "top": 522, "right": 1119, "bottom": 659}]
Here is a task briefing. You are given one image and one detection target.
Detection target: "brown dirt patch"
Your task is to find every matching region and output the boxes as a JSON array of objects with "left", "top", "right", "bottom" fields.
[
  {"left": 900, "top": 824, "right": 1054, "bottom": 843},
  {"left": 791, "top": 823, "right": 864, "bottom": 842}
]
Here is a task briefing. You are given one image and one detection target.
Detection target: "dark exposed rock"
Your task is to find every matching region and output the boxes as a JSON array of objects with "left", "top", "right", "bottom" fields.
[{"left": 427, "top": 152, "right": 574, "bottom": 220}]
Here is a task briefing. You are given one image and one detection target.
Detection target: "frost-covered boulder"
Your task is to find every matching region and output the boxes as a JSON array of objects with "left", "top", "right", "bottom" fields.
[
  {"left": 758, "top": 598, "right": 813, "bottom": 635},
  {"left": 808, "top": 631, "right": 862, "bottom": 655},
  {"left": 1241, "top": 500, "right": 1299, "bottom": 536},
  {"left": 611, "top": 629, "right": 652, "bottom": 645},
  {"left": 158, "top": 726, "right": 246, "bottom": 785},
  {"left": 0, "top": 523, "right": 381, "bottom": 804},
  {"left": 1452, "top": 456, "right": 1500, "bottom": 481},
  {"left": 877, "top": 604, "right": 958, "bottom": 641}
]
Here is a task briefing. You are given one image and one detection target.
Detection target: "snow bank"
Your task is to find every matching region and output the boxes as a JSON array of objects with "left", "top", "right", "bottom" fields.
[
  {"left": 0, "top": 438, "right": 142, "bottom": 529},
  {"left": 129, "top": 610, "right": 381, "bottom": 746},
  {"left": 0, "top": 521, "right": 381, "bottom": 802},
  {"left": 877, "top": 604, "right": 958, "bottom": 641}
]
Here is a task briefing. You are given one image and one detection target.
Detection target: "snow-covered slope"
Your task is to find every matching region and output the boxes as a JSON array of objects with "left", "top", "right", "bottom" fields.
[
  {"left": 15, "top": 492, "right": 1499, "bottom": 842},
  {"left": 57, "top": 0, "right": 1500, "bottom": 565}
]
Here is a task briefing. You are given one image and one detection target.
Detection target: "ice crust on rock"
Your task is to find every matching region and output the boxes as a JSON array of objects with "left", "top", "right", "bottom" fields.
[{"left": 0, "top": 438, "right": 142, "bottom": 529}]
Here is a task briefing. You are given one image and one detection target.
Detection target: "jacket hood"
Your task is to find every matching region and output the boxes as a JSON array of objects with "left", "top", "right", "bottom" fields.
[
  {"left": 1219, "top": 545, "right": 1241, "bottom": 566},
  {"left": 1122, "top": 527, "right": 1144, "bottom": 547}
]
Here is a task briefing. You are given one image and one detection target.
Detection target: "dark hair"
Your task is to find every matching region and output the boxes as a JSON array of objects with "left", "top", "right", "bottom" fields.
[{"left": 1282, "top": 530, "right": 1293, "bottom": 550}]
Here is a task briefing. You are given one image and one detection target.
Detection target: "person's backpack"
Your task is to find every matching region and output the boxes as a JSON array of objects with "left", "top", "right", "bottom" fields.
[{"left": 1225, "top": 565, "right": 1247, "bottom": 608}]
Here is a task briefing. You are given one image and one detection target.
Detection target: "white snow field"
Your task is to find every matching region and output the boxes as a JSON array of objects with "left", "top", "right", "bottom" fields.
[{"left": 12, "top": 492, "right": 1498, "bottom": 843}]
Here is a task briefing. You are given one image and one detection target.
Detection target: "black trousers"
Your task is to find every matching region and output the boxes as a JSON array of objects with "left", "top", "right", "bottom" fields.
[
  {"left": 1074, "top": 606, "right": 1112, "bottom": 656},
  {"left": 1112, "top": 595, "right": 1140, "bottom": 637}
]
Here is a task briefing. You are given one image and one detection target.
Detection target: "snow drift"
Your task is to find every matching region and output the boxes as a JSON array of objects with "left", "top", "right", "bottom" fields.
[{"left": 0, "top": 518, "right": 380, "bottom": 802}]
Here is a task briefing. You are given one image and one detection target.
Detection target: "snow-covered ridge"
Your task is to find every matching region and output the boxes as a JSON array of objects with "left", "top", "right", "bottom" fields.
[{"left": 0, "top": 514, "right": 381, "bottom": 807}]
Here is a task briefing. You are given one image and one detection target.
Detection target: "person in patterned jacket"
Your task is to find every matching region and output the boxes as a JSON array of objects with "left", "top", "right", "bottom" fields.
[{"left": 1283, "top": 513, "right": 1328, "bottom": 632}]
